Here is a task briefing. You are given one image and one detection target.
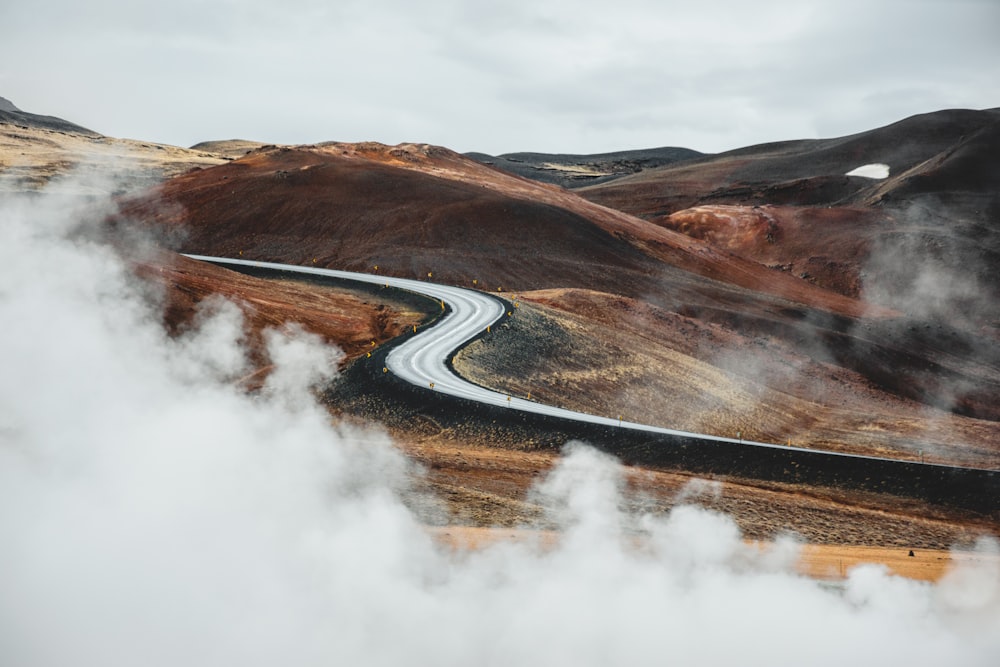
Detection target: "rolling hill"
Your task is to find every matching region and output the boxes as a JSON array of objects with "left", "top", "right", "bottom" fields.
[
  {"left": 117, "top": 126, "right": 1000, "bottom": 468},
  {"left": 5, "top": 96, "right": 998, "bottom": 543}
]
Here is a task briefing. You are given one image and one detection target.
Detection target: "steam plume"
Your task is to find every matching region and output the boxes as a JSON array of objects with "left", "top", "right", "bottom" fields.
[{"left": 0, "top": 174, "right": 998, "bottom": 666}]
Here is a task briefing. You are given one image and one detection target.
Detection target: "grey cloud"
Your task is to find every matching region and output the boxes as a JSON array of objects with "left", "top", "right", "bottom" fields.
[{"left": 1, "top": 0, "right": 997, "bottom": 153}]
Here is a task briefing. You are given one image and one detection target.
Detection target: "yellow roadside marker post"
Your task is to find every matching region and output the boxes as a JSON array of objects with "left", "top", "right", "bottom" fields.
[
  {"left": 413, "top": 325, "right": 417, "bottom": 333},
  {"left": 428, "top": 271, "right": 433, "bottom": 278}
]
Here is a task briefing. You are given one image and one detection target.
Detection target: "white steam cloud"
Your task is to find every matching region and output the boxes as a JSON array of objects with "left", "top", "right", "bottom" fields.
[{"left": 1, "top": 175, "right": 999, "bottom": 666}]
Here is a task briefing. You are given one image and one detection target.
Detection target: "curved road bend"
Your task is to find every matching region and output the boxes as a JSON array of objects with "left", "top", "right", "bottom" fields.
[{"left": 185, "top": 254, "right": 989, "bottom": 472}]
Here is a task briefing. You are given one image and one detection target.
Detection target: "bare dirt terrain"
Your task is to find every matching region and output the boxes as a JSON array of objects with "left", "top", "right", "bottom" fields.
[
  {"left": 133, "top": 252, "right": 428, "bottom": 370},
  {"left": 430, "top": 524, "right": 999, "bottom": 582},
  {"left": 5, "top": 99, "right": 998, "bottom": 566},
  {"left": 403, "top": 429, "right": 995, "bottom": 548},
  {"left": 453, "top": 294, "right": 1000, "bottom": 467}
]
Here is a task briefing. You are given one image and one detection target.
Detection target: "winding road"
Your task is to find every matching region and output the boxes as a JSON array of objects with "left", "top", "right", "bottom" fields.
[
  {"left": 176, "top": 254, "right": 1000, "bottom": 512},
  {"left": 184, "top": 254, "right": 1000, "bottom": 488}
]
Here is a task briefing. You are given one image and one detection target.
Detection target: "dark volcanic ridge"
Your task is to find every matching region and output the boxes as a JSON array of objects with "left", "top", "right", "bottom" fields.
[
  {"left": 466, "top": 146, "right": 703, "bottom": 188},
  {"left": 580, "top": 108, "right": 1000, "bottom": 214},
  {"left": 574, "top": 109, "right": 1000, "bottom": 326},
  {"left": 0, "top": 95, "right": 99, "bottom": 136}
]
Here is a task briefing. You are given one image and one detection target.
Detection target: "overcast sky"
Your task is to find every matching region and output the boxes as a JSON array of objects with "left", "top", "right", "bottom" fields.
[{"left": 2, "top": 0, "right": 997, "bottom": 154}]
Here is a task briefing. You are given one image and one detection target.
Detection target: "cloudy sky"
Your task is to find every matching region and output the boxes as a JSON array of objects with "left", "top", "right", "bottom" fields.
[{"left": 2, "top": 0, "right": 997, "bottom": 154}]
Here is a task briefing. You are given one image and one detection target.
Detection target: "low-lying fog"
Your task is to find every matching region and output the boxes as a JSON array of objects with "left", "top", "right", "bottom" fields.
[{"left": 1, "top": 173, "right": 998, "bottom": 666}]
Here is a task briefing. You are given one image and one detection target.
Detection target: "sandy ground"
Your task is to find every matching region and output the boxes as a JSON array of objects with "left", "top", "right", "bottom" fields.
[
  {"left": 393, "top": 431, "right": 997, "bottom": 550},
  {"left": 0, "top": 123, "right": 226, "bottom": 193},
  {"left": 429, "top": 525, "right": 997, "bottom": 582}
]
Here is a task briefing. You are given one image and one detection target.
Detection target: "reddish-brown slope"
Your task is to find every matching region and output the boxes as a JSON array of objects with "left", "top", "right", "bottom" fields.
[
  {"left": 580, "top": 109, "right": 1000, "bottom": 217},
  {"left": 581, "top": 110, "right": 1000, "bottom": 331},
  {"left": 119, "top": 138, "right": 1000, "bottom": 450},
  {"left": 134, "top": 251, "right": 425, "bottom": 370},
  {"left": 660, "top": 205, "right": 877, "bottom": 298},
  {"left": 122, "top": 143, "right": 881, "bottom": 320}
]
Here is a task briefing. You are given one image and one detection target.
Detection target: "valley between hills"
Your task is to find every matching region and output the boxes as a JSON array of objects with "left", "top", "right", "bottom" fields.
[{"left": 4, "top": 95, "right": 999, "bottom": 559}]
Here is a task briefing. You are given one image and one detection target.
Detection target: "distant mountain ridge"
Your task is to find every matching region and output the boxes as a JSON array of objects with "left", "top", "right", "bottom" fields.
[
  {"left": 580, "top": 107, "right": 1000, "bottom": 211},
  {"left": 0, "top": 95, "right": 99, "bottom": 136},
  {"left": 466, "top": 146, "right": 703, "bottom": 188}
]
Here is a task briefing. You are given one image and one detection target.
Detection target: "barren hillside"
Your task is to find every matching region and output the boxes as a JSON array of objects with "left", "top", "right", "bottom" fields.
[
  {"left": 118, "top": 136, "right": 1000, "bottom": 468},
  {"left": 5, "top": 97, "right": 997, "bottom": 547}
]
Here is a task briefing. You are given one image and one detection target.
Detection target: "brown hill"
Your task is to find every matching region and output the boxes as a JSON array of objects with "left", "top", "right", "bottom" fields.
[
  {"left": 580, "top": 109, "right": 1000, "bottom": 215},
  {"left": 579, "top": 110, "right": 1000, "bottom": 331},
  {"left": 123, "top": 142, "right": 878, "bottom": 319},
  {"left": 118, "top": 138, "right": 1000, "bottom": 466}
]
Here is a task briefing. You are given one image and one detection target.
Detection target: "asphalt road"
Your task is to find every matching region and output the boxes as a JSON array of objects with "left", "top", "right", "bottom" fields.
[{"left": 184, "top": 255, "right": 988, "bottom": 471}]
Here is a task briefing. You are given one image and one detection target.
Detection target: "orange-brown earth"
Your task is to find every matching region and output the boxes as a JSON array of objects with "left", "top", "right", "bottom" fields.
[
  {"left": 132, "top": 251, "right": 427, "bottom": 375},
  {"left": 400, "top": 430, "right": 995, "bottom": 549},
  {"left": 122, "top": 142, "right": 881, "bottom": 318},
  {"left": 430, "top": 524, "right": 998, "bottom": 582}
]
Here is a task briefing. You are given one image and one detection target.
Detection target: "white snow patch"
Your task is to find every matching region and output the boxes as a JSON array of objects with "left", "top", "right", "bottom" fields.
[{"left": 846, "top": 163, "right": 890, "bottom": 179}]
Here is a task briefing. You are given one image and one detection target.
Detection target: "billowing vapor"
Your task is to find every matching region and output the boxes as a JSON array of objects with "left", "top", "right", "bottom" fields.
[{"left": 1, "top": 175, "right": 999, "bottom": 666}]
